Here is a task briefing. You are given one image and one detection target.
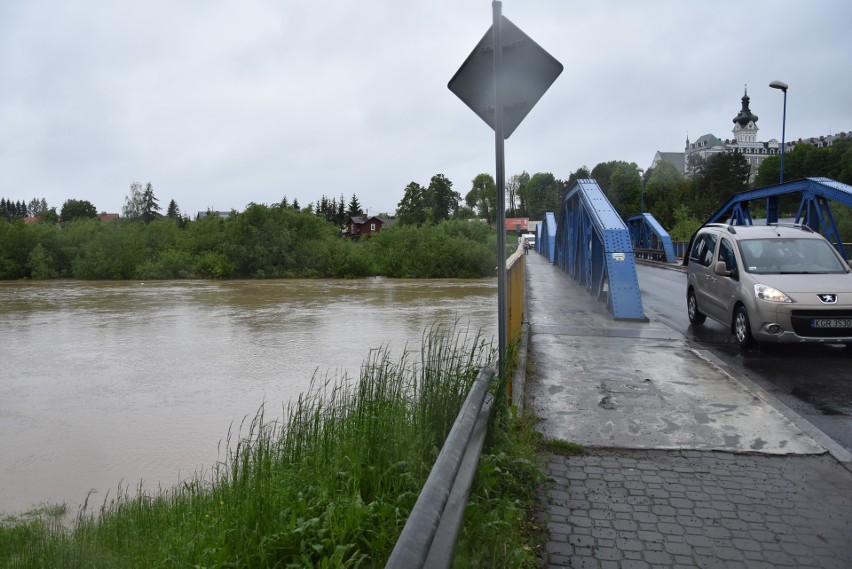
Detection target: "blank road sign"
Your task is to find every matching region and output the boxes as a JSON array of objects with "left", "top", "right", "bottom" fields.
[{"left": 448, "top": 16, "right": 563, "bottom": 139}]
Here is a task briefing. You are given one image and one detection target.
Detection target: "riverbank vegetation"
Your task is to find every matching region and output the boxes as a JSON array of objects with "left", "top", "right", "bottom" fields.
[
  {"left": 5, "top": 135, "right": 851, "bottom": 282},
  {"left": 0, "top": 205, "right": 498, "bottom": 280},
  {"left": 0, "top": 325, "right": 546, "bottom": 568}
]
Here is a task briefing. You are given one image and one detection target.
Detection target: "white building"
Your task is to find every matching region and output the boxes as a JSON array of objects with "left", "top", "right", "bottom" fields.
[{"left": 652, "top": 88, "right": 848, "bottom": 182}]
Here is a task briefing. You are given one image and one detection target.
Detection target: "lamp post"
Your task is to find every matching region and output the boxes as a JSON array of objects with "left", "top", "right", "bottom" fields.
[
  {"left": 636, "top": 167, "right": 645, "bottom": 213},
  {"left": 769, "top": 80, "right": 788, "bottom": 183}
]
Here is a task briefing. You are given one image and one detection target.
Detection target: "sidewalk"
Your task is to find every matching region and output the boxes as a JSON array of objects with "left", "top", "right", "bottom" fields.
[{"left": 522, "top": 252, "right": 852, "bottom": 568}]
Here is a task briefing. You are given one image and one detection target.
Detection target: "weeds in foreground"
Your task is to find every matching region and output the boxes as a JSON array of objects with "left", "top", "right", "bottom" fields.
[{"left": 543, "top": 439, "right": 586, "bottom": 455}]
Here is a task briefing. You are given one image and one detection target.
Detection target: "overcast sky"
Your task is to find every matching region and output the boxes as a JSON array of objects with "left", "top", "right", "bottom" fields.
[{"left": 2, "top": 1, "right": 851, "bottom": 217}]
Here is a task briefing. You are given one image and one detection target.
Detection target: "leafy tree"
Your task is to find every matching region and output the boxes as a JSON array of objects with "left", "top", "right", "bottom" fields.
[
  {"left": 466, "top": 173, "right": 497, "bottom": 222},
  {"left": 669, "top": 204, "right": 702, "bottom": 241},
  {"left": 123, "top": 182, "right": 145, "bottom": 219},
  {"left": 519, "top": 172, "right": 560, "bottom": 220},
  {"left": 692, "top": 152, "right": 750, "bottom": 218},
  {"left": 565, "top": 167, "right": 591, "bottom": 190},
  {"left": 28, "top": 198, "right": 48, "bottom": 216},
  {"left": 685, "top": 153, "right": 706, "bottom": 179},
  {"left": 427, "top": 174, "right": 460, "bottom": 223},
  {"left": 590, "top": 161, "right": 619, "bottom": 194},
  {"left": 28, "top": 243, "right": 58, "bottom": 279},
  {"left": 643, "top": 161, "right": 684, "bottom": 227},
  {"left": 754, "top": 155, "right": 781, "bottom": 188},
  {"left": 506, "top": 171, "right": 530, "bottom": 216},
  {"left": 453, "top": 205, "right": 476, "bottom": 220},
  {"left": 396, "top": 182, "right": 429, "bottom": 226},
  {"left": 364, "top": 219, "right": 496, "bottom": 278},
  {"left": 607, "top": 163, "right": 643, "bottom": 218},
  {"left": 756, "top": 139, "right": 852, "bottom": 187},
  {"left": 60, "top": 199, "right": 98, "bottom": 222},
  {"left": 37, "top": 208, "right": 60, "bottom": 224},
  {"left": 840, "top": 144, "right": 852, "bottom": 184}
]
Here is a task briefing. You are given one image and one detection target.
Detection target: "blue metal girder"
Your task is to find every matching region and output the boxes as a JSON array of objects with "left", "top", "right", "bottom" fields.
[
  {"left": 705, "top": 177, "right": 852, "bottom": 258},
  {"left": 626, "top": 213, "right": 677, "bottom": 263},
  {"left": 553, "top": 179, "right": 646, "bottom": 320},
  {"left": 539, "top": 211, "right": 556, "bottom": 262}
]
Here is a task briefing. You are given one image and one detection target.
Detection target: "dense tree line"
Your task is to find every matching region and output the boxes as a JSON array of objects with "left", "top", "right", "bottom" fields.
[
  {"left": 315, "top": 194, "right": 365, "bottom": 228},
  {"left": 0, "top": 203, "right": 497, "bottom": 280},
  {"left": 5, "top": 140, "right": 851, "bottom": 281},
  {"left": 0, "top": 197, "right": 49, "bottom": 221}
]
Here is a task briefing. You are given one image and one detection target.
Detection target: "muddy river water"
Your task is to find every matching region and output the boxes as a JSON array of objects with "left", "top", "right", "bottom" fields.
[{"left": 0, "top": 279, "right": 496, "bottom": 515}]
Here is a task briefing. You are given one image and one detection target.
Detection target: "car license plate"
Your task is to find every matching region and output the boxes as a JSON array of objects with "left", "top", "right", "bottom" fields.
[{"left": 811, "top": 318, "right": 852, "bottom": 329}]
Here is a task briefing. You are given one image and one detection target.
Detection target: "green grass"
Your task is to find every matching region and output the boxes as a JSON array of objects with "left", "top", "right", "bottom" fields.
[
  {"left": 543, "top": 439, "right": 586, "bottom": 455},
  {"left": 0, "top": 323, "right": 548, "bottom": 568}
]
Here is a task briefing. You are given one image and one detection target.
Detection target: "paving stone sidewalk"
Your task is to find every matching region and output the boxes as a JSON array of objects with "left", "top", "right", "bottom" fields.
[
  {"left": 522, "top": 252, "right": 852, "bottom": 568},
  {"left": 538, "top": 449, "right": 852, "bottom": 569}
]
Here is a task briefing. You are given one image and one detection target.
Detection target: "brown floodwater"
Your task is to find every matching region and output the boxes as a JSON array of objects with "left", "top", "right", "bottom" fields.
[{"left": 0, "top": 278, "right": 496, "bottom": 515}]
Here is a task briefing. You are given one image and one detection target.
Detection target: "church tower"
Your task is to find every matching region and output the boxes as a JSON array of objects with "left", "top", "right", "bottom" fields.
[{"left": 732, "top": 87, "right": 759, "bottom": 143}]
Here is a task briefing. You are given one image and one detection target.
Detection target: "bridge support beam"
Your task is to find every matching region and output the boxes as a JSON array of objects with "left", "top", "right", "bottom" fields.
[
  {"left": 626, "top": 213, "right": 678, "bottom": 263},
  {"left": 554, "top": 179, "right": 646, "bottom": 321}
]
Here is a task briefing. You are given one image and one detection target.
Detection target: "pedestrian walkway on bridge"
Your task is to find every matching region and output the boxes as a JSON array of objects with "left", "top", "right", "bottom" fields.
[{"left": 523, "top": 251, "right": 852, "bottom": 568}]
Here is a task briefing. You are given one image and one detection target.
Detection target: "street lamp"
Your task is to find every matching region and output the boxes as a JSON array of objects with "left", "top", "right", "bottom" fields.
[
  {"left": 636, "top": 167, "right": 645, "bottom": 213},
  {"left": 769, "top": 80, "right": 788, "bottom": 183}
]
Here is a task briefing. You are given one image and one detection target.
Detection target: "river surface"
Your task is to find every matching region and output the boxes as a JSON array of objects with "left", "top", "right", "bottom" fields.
[{"left": 0, "top": 279, "right": 497, "bottom": 516}]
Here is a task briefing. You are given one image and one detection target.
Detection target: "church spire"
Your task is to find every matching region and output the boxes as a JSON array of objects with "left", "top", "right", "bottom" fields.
[{"left": 733, "top": 87, "right": 758, "bottom": 128}]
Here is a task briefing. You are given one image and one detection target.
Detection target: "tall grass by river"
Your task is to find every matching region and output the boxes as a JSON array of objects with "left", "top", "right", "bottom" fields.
[{"left": 0, "top": 324, "right": 544, "bottom": 568}]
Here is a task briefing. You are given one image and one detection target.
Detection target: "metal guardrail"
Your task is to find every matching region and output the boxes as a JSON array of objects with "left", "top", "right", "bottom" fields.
[{"left": 385, "top": 366, "right": 497, "bottom": 569}]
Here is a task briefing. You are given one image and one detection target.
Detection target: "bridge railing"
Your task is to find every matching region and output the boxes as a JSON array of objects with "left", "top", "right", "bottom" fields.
[
  {"left": 385, "top": 240, "right": 530, "bottom": 568},
  {"left": 506, "top": 241, "right": 525, "bottom": 347}
]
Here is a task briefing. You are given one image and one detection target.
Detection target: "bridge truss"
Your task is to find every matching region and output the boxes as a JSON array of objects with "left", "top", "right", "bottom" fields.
[
  {"left": 538, "top": 211, "right": 557, "bottom": 262},
  {"left": 626, "top": 213, "right": 678, "bottom": 263},
  {"left": 553, "top": 179, "right": 646, "bottom": 320},
  {"left": 706, "top": 177, "right": 852, "bottom": 258}
]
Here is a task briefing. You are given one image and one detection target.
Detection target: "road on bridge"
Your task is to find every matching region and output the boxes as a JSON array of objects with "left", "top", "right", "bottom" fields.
[{"left": 636, "top": 263, "right": 852, "bottom": 453}]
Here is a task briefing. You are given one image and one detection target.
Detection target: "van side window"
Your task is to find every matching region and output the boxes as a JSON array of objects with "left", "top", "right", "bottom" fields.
[
  {"left": 719, "top": 238, "right": 737, "bottom": 272},
  {"left": 689, "top": 236, "right": 705, "bottom": 263},
  {"left": 689, "top": 233, "right": 717, "bottom": 267}
]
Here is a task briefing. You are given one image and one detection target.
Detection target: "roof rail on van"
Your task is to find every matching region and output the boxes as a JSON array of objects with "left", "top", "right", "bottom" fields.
[
  {"left": 704, "top": 223, "right": 737, "bottom": 234},
  {"left": 768, "top": 222, "right": 814, "bottom": 233}
]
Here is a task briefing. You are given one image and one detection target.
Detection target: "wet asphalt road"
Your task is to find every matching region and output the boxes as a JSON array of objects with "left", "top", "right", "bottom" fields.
[{"left": 636, "top": 263, "right": 852, "bottom": 453}]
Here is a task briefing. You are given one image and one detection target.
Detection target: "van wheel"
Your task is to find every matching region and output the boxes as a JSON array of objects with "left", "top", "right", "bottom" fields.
[
  {"left": 687, "top": 289, "right": 706, "bottom": 325},
  {"left": 734, "top": 305, "right": 755, "bottom": 348}
]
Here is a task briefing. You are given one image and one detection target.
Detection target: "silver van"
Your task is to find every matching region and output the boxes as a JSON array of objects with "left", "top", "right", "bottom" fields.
[{"left": 685, "top": 223, "right": 852, "bottom": 347}]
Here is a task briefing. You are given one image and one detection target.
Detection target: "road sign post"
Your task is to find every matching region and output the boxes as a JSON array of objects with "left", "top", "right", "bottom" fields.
[{"left": 449, "top": 1, "right": 562, "bottom": 379}]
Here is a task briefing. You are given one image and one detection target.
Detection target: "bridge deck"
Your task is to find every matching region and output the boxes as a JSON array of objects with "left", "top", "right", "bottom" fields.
[{"left": 523, "top": 250, "right": 824, "bottom": 453}]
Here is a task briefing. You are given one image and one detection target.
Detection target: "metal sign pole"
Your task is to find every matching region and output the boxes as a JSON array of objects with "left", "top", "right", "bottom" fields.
[
  {"left": 492, "top": 0, "right": 507, "bottom": 380},
  {"left": 449, "top": 1, "right": 561, "bottom": 383}
]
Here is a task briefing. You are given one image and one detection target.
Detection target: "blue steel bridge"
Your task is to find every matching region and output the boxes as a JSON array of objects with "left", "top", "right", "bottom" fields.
[{"left": 535, "top": 177, "right": 852, "bottom": 321}]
